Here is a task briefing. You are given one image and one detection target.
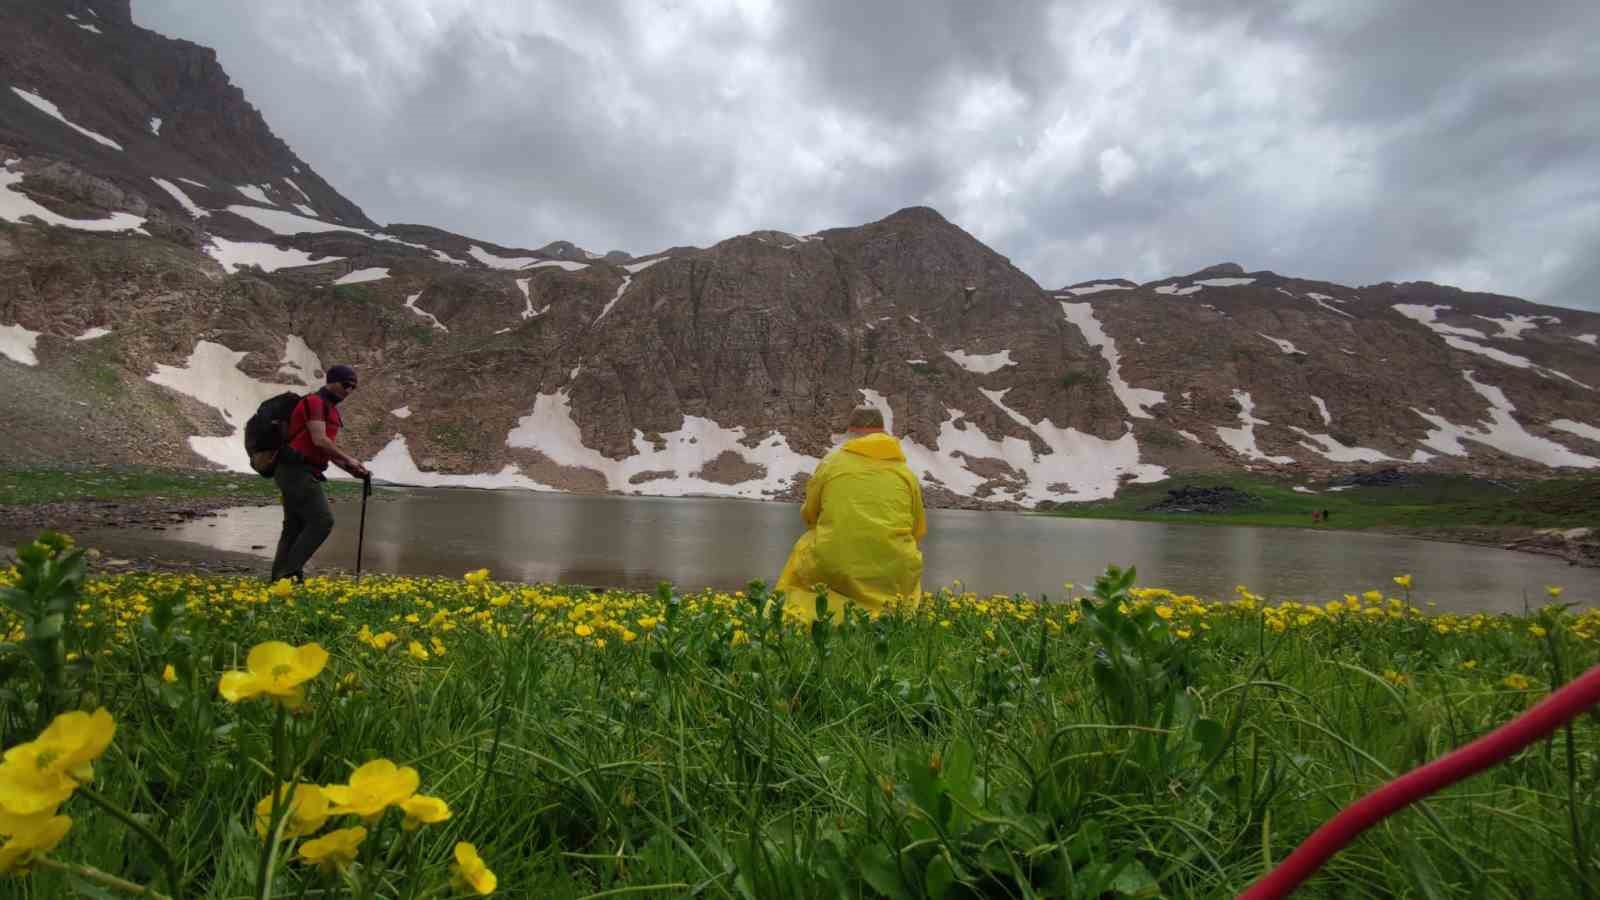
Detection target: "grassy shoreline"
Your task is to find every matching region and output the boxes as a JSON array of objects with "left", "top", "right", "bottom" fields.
[
  {"left": 1041, "top": 472, "right": 1600, "bottom": 533},
  {"left": 1, "top": 537, "right": 1597, "bottom": 897}
]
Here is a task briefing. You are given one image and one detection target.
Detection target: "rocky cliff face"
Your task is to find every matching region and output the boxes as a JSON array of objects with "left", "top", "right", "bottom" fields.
[{"left": 2, "top": 4, "right": 1599, "bottom": 508}]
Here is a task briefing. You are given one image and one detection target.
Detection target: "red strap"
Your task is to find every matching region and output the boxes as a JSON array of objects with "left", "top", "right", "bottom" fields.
[{"left": 1240, "top": 663, "right": 1600, "bottom": 898}]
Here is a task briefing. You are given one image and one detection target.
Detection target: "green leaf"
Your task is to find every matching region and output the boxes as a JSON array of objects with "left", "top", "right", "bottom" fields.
[
  {"left": 925, "top": 854, "right": 956, "bottom": 900},
  {"left": 1191, "top": 717, "right": 1226, "bottom": 759},
  {"left": 1110, "top": 858, "right": 1159, "bottom": 897},
  {"left": 857, "top": 845, "right": 912, "bottom": 900}
]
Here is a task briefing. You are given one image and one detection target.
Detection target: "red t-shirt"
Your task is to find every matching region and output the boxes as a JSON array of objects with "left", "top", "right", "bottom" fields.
[{"left": 286, "top": 390, "right": 343, "bottom": 470}]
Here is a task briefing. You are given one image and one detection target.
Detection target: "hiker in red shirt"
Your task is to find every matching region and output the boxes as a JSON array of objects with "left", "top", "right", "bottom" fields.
[{"left": 271, "top": 364, "right": 370, "bottom": 582}]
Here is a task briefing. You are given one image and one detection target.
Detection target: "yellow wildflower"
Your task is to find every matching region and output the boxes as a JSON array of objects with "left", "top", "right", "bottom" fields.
[
  {"left": 408, "top": 641, "right": 431, "bottom": 662},
  {"left": 269, "top": 579, "right": 294, "bottom": 599},
  {"left": 255, "top": 783, "right": 331, "bottom": 840},
  {"left": 464, "top": 568, "right": 491, "bottom": 585},
  {"left": 574, "top": 624, "right": 594, "bottom": 638},
  {"left": 1363, "top": 590, "right": 1382, "bottom": 604},
  {"left": 0, "top": 812, "right": 72, "bottom": 874},
  {"left": 1175, "top": 628, "right": 1194, "bottom": 640},
  {"left": 400, "top": 795, "right": 452, "bottom": 831},
  {"left": 1546, "top": 585, "right": 1563, "bottom": 599},
  {"left": 452, "top": 842, "right": 498, "bottom": 895},
  {"left": 1393, "top": 574, "right": 1412, "bottom": 589},
  {"left": 218, "top": 642, "right": 328, "bottom": 708},
  {"left": 1502, "top": 673, "right": 1533, "bottom": 691},
  {"left": 161, "top": 664, "right": 177, "bottom": 684},
  {"left": 0, "top": 708, "right": 116, "bottom": 814},
  {"left": 1529, "top": 625, "right": 1548, "bottom": 639},
  {"left": 638, "top": 616, "right": 660, "bottom": 631},
  {"left": 297, "top": 826, "right": 365, "bottom": 873},
  {"left": 1460, "top": 659, "right": 1478, "bottom": 670},
  {"left": 1382, "top": 670, "right": 1410, "bottom": 687},
  {"left": 1154, "top": 605, "right": 1174, "bottom": 620},
  {"left": 322, "top": 759, "right": 419, "bottom": 819},
  {"left": 621, "top": 629, "right": 638, "bottom": 643}
]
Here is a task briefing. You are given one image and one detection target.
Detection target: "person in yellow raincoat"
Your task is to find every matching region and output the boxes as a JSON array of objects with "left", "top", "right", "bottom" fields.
[{"left": 777, "top": 406, "right": 927, "bottom": 622}]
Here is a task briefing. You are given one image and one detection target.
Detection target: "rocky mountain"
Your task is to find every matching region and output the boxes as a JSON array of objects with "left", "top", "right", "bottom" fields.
[{"left": 2, "top": 2, "right": 1599, "bottom": 509}]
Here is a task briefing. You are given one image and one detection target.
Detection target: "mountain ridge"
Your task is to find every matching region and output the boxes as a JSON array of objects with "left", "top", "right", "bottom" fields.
[{"left": 1, "top": 4, "right": 1598, "bottom": 511}]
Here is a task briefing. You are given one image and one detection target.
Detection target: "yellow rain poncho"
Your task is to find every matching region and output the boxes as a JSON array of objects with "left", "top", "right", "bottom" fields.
[{"left": 777, "top": 431, "right": 927, "bottom": 622}]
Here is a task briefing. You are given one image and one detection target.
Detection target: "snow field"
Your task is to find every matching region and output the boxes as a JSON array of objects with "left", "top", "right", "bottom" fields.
[
  {"left": 0, "top": 170, "right": 147, "bottom": 233},
  {"left": 150, "top": 177, "right": 206, "bottom": 218},
  {"left": 1215, "top": 390, "right": 1295, "bottom": 464},
  {"left": 0, "top": 322, "right": 42, "bottom": 366},
  {"left": 10, "top": 87, "right": 122, "bottom": 150},
  {"left": 205, "top": 238, "right": 341, "bottom": 273},
  {"left": 1310, "top": 395, "right": 1332, "bottom": 426},
  {"left": 74, "top": 327, "right": 112, "bottom": 341},
  {"left": 1059, "top": 302, "right": 1165, "bottom": 419},
  {"left": 403, "top": 292, "right": 448, "bottom": 332},
  {"left": 1258, "top": 333, "right": 1302, "bottom": 355},
  {"left": 942, "top": 348, "right": 1015, "bottom": 374},
  {"left": 146, "top": 337, "right": 323, "bottom": 471},
  {"left": 594, "top": 275, "right": 633, "bottom": 324},
  {"left": 332, "top": 267, "right": 391, "bottom": 286},
  {"left": 506, "top": 391, "right": 816, "bottom": 499},
  {"left": 1064, "top": 283, "right": 1131, "bottom": 296},
  {"left": 1410, "top": 371, "right": 1599, "bottom": 468}
]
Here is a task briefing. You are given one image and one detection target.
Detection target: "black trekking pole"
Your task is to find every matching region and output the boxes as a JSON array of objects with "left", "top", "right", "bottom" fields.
[{"left": 355, "top": 474, "right": 372, "bottom": 579}]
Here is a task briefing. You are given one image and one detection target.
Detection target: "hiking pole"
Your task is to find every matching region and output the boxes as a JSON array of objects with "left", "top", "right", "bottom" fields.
[{"left": 355, "top": 474, "right": 372, "bottom": 579}]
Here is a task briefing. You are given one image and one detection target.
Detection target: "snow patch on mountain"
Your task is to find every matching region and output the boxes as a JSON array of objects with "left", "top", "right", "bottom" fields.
[
  {"left": 1258, "top": 333, "right": 1302, "bottom": 355},
  {"left": 0, "top": 322, "right": 41, "bottom": 366},
  {"left": 465, "top": 246, "right": 537, "bottom": 269},
  {"left": 1154, "top": 284, "right": 1202, "bottom": 296},
  {"left": 148, "top": 116, "right": 161, "bottom": 136},
  {"left": 1393, "top": 304, "right": 1490, "bottom": 339},
  {"left": 1216, "top": 390, "right": 1295, "bottom": 464},
  {"left": 1197, "top": 277, "right": 1255, "bottom": 287},
  {"left": 594, "top": 275, "right": 633, "bottom": 324},
  {"left": 283, "top": 177, "right": 314, "bottom": 205},
  {"left": 1, "top": 171, "right": 146, "bottom": 233},
  {"left": 390, "top": 406, "right": 411, "bottom": 419},
  {"left": 1473, "top": 314, "right": 1559, "bottom": 340},
  {"left": 1290, "top": 427, "right": 1396, "bottom": 463},
  {"left": 1395, "top": 304, "right": 1591, "bottom": 388},
  {"left": 403, "top": 292, "right": 448, "bottom": 332},
  {"left": 623, "top": 257, "right": 666, "bottom": 274},
  {"left": 1577, "top": 335, "right": 1598, "bottom": 347},
  {"left": 77, "top": 23, "right": 102, "bottom": 34},
  {"left": 333, "top": 267, "right": 390, "bottom": 286},
  {"left": 368, "top": 436, "right": 555, "bottom": 491},
  {"left": 1310, "top": 396, "right": 1332, "bottom": 426},
  {"left": 234, "top": 185, "right": 273, "bottom": 205},
  {"left": 942, "top": 348, "right": 1015, "bottom": 374},
  {"left": 524, "top": 259, "right": 589, "bottom": 272},
  {"left": 1064, "top": 282, "right": 1131, "bottom": 296},
  {"left": 205, "top": 238, "right": 340, "bottom": 273},
  {"left": 1059, "top": 302, "right": 1164, "bottom": 419},
  {"left": 1178, "top": 430, "right": 1201, "bottom": 443},
  {"left": 507, "top": 391, "right": 815, "bottom": 499},
  {"left": 1411, "top": 371, "right": 1600, "bottom": 468},
  {"left": 1551, "top": 420, "right": 1600, "bottom": 443},
  {"left": 10, "top": 87, "right": 122, "bottom": 150},
  {"left": 147, "top": 337, "right": 323, "bottom": 471},
  {"left": 74, "top": 326, "right": 111, "bottom": 341},
  {"left": 150, "top": 177, "right": 206, "bottom": 218}
]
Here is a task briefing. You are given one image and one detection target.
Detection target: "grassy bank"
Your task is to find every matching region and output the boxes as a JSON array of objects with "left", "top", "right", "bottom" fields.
[
  {"left": 1045, "top": 473, "right": 1600, "bottom": 532},
  {"left": 0, "top": 465, "right": 361, "bottom": 506},
  {"left": 1, "top": 534, "right": 1597, "bottom": 898}
]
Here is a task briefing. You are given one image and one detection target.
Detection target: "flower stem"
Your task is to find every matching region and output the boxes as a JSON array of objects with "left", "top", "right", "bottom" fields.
[
  {"left": 74, "top": 785, "right": 184, "bottom": 900},
  {"left": 33, "top": 856, "right": 171, "bottom": 898}
]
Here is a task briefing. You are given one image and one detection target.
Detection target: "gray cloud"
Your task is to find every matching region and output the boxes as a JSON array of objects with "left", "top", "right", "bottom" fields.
[{"left": 134, "top": 0, "right": 1600, "bottom": 311}]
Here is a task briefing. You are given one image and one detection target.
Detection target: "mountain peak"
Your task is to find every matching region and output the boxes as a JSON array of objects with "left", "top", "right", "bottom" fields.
[{"left": 1191, "top": 262, "right": 1246, "bottom": 278}]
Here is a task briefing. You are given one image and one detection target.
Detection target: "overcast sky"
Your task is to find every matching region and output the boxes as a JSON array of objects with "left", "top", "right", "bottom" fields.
[{"left": 135, "top": 0, "right": 1600, "bottom": 311}]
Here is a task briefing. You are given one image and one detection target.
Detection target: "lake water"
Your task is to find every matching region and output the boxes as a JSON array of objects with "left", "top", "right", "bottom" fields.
[{"left": 80, "top": 487, "right": 1600, "bottom": 614}]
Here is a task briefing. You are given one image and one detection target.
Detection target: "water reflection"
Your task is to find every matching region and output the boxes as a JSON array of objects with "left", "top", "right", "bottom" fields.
[{"left": 91, "top": 487, "right": 1599, "bottom": 614}]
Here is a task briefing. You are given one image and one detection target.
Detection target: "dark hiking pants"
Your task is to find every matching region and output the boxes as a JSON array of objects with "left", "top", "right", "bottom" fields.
[{"left": 271, "top": 462, "right": 334, "bottom": 582}]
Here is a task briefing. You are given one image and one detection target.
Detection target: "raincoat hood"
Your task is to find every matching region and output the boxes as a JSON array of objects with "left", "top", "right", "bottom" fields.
[{"left": 841, "top": 432, "right": 905, "bottom": 461}]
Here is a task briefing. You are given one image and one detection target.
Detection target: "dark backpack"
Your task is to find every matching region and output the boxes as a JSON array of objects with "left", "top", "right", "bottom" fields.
[{"left": 244, "top": 392, "right": 307, "bottom": 478}]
